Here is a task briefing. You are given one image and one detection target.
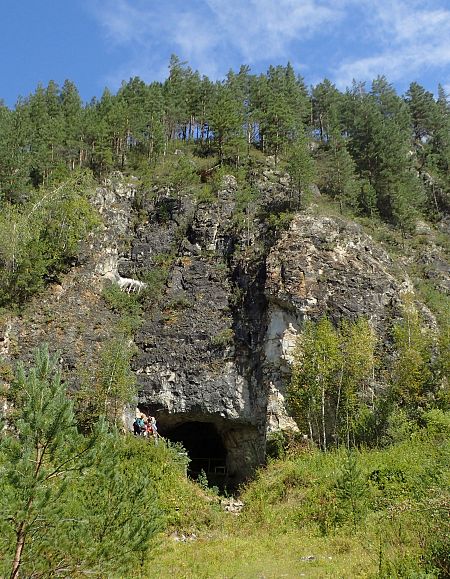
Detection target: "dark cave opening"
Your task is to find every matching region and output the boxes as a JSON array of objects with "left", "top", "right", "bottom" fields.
[{"left": 162, "top": 421, "right": 228, "bottom": 486}]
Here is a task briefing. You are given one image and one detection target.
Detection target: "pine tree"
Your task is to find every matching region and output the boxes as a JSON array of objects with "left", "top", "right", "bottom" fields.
[
  {"left": 312, "top": 79, "right": 342, "bottom": 143},
  {"left": 208, "top": 82, "right": 244, "bottom": 164},
  {"left": 0, "top": 347, "right": 162, "bottom": 577},
  {"left": 405, "top": 82, "right": 437, "bottom": 148},
  {"left": 60, "top": 79, "right": 84, "bottom": 170},
  {"left": 335, "top": 450, "right": 367, "bottom": 527},
  {"left": 0, "top": 346, "right": 101, "bottom": 579},
  {"left": 286, "top": 131, "right": 316, "bottom": 210},
  {"left": 164, "top": 54, "right": 191, "bottom": 141},
  {"left": 343, "top": 77, "right": 424, "bottom": 227},
  {"left": 0, "top": 105, "right": 31, "bottom": 202},
  {"left": 317, "top": 131, "right": 359, "bottom": 212},
  {"left": 58, "top": 434, "right": 162, "bottom": 576},
  {"left": 258, "top": 64, "right": 309, "bottom": 163}
]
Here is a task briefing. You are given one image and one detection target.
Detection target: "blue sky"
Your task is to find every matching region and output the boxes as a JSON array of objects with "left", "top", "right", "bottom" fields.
[{"left": 3, "top": 0, "right": 450, "bottom": 107}]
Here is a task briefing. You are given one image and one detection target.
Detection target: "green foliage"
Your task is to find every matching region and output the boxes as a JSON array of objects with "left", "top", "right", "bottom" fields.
[
  {"left": 195, "top": 182, "right": 216, "bottom": 204},
  {"left": 211, "top": 327, "right": 234, "bottom": 348},
  {"left": 234, "top": 420, "right": 449, "bottom": 576},
  {"left": 289, "top": 317, "right": 377, "bottom": 450},
  {"left": 101, "top": 258, "right": 172, "bottom": 333},
  {"left": 413, "top": 280, "right": 449, "bottom": 409},
  {"left": 390, "top": 295, "right": 433, "bottom": 412},
  {"left": 289, "top": 317, "right": 342, "bottom": 450},
  {"left": 265, "top": 211, "right": 294, "bottom": 233},
  {"left": 0, "top": 346, "right": 220, "bottom": 577},
  {"left": 102, "top": 282, "right": 143, "bottom": 332},
  {"left": 381, "top": 407, "right": 418, "bottom": 445},
  {"left": 208, "top": 82, "right": 245, "bottom": 164},
  {"left": 75, "top": 336, "right": 137, "bottom": 430},
  {"left": 286, "top": 132, "right": 316, "bottom": 209},
  {"left": 196, "top": 469, "right": 210, "bottom": 491},
  {"left": 316, "top": 132, "right": 360, "bottom": 213},
  {"left": 335, "top": 450, "right": 368, "bottom": 527},
  {"left": 0, "top": 60, "right": 447, "bottom": 249},
  {"left": 339, "top": 318, "right": 377, "bottom": 446},
  {"left": 0, "top": 171, "right": 99, "bottom": 309},
  {"left": 61, "top": 434, "right": 162, "bottom": 575},
  {"left": 154, "top": 152, "right": 198, "bottom": 198},
  {"left": 288, "top": 306, "right": 444, "bottom": 450},
  {"left": 266, "top": 430, "right": 288, "bottom": 460},
  {"left": 141, "top": 264, "right": 170, "bottom": 303},
  {"left": 0, "top": 346, "right": 101, "bottom": 577},
  {"left": 422, "top": 408, "right": 450, "bottom": 439}
]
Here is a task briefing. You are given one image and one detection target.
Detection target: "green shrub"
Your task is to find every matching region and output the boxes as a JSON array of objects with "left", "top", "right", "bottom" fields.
[
  {"left": 102, "top": 283, "right": 143, "bottom": 333},
  {"left": 422, "top": 409, "right": 450, "bottom": 439},
  {"left": 211, "top": 327, "right": 234, "bottom": 348},
  {"left": 335, "top": 450, "right": 368, "bottom": 528}
]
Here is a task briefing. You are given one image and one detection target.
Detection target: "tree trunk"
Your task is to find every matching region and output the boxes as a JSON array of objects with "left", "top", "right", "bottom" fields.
[
  {"left": 322, "top": 381, "right": 327, "bottom": 451},
  {"left": 334, "top": 362, "right": 344, "bottom": 446},
  {"left": 10, "top": 524, "right": 26, "bottom": 579},
  {"left": 346, "top": 410, "right": 351, "bottom": 449}
]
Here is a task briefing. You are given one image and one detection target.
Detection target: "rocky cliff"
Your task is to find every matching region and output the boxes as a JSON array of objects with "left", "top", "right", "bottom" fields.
[{"left": 1, "top": 165, "right": 447, "bottom": 485}]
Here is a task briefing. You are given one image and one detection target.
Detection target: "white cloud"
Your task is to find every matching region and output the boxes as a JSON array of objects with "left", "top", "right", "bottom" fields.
[
  {"left": 90, "top": 0, "right": 148, "bottom": 45},
  {"left": 89, "top": 0, "right": 345, "bottom": 84},
  {"left": 333, "top": 0, "right": 450, "bottom": 88},
  {"left": 88, "top": 0, "right": 450, "bottom": 91},
  {"left": 205, "top": 0, "right": 344, "bottom": 61}
]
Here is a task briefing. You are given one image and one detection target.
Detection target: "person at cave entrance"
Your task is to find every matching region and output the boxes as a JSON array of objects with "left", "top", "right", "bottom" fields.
[
  {"left": 150, "top": 416, "right": 159, "bottom": 444},
  {"left": 133, "top": 415, "right": 145, "bottom": 435},
  {"left": 132, "top": 418, "right": 140, "bottom": 435},
  {"left": 145, "top": 419, "right": 153, "bottom": 438}
]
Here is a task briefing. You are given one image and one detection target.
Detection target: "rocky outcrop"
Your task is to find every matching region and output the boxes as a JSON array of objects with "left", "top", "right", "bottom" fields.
[
  {"left": 1, "top": 167, "right": 446, "bottom": 485},
  {"left": 263, "top": 212, "right": 414, "bottom": 429},
  {"left": 266, "top": 213, "right": 412, "bottom": 324},
  {"left": 131, "top": 182, "right": 268, "bottom": 484},
  {"left": 0, "top": 173, "right": 138, "bottom": 378}
]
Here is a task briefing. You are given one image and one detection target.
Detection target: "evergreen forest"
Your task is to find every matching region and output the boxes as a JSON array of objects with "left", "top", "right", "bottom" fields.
[
  {"left": 1, "top": 57, "right": 450, "bottom": 307},
  {"left": 0, "top": 58, "right": 449, "bottom": 577}
]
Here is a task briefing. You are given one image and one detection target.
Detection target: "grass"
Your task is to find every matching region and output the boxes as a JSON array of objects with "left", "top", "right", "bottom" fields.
[
  {"left": 140, "top": 415, "right": 449, "bottom": 578},
  {"left": 148, "top": 529, "right": 375, "bottom": 578}
]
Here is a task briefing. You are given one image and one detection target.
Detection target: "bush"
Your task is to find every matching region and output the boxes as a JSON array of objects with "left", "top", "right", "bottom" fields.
[
  {"left": 102, "top": 283, "right": 143, "bottom": 333},
  {"left": 422, "top": 409, "right": 450, "bottom": 439},
  {"left": 0, "top": 172, "right": 99, "bottom": 309},
  {"left": 211, "top": 327, "right": 234, "bottom": 348}
]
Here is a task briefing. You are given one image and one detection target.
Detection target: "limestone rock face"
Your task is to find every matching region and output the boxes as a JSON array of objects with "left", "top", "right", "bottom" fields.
[
  {"left": 2, "top": 169, "right": 445, "bottom": 485},
  {"left": 0, "top": 173, "right": 138, "bottom": 376},
  {"left": 266, "top": 213, "right": 411, "bottom": 325},
  {"left": 130, "top": 186, "right": 268, "bottom": 484},
  {"left": 262, "top": 213, "right": 412, "bottom": 429}
]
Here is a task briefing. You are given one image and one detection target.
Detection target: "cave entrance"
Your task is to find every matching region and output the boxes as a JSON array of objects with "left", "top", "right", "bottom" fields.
[{"left": 163, "top": 421, "right": 228, "bottom": 487}]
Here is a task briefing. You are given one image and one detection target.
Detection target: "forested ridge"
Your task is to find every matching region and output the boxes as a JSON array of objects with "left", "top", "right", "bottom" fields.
[
  {"left": 1, "top": 57, "right": 450, "bottom": 310},
  {"left": 2, "top": 57, "right": 450, "bottom": 215},
  {"left": 0, "top": 58, "right": 449, "bottom": 577}
]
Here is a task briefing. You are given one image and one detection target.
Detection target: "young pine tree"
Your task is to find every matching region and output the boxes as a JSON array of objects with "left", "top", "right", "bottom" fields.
[
  {"left": 0, "top": 346, "right": 162, "bottom": 577},
  {"left": 335, "top": 450, "right": 368, "bottom": 528},
  {"left": 0, "top": 346, "right": 101, "bottom": 579}
]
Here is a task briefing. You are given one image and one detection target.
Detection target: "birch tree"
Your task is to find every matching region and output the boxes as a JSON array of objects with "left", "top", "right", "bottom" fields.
[{"left": 289, "top": 318, "right": 342, "bottom": 450}]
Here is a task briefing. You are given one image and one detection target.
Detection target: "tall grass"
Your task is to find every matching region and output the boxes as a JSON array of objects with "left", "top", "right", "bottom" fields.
[{"left": 145, "top": 412, "right": 449, "bottom": 578}]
